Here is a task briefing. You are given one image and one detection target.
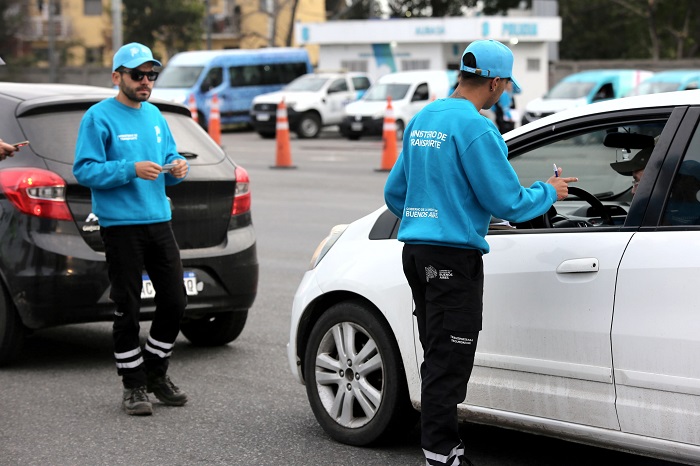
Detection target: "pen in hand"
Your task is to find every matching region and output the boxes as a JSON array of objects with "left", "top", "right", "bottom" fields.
[{"left": 553, "top": 163, "right": 559, "bottom": 177}]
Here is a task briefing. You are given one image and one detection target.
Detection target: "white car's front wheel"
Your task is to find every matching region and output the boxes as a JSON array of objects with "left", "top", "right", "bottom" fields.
[{"left": 303, "top": 301, "right": 417, "bottom": 446}]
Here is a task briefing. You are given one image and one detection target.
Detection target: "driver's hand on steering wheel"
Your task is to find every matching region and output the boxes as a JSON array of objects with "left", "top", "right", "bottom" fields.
[{"left": 547, "top": 167, "right": 578, "bottom": 200}]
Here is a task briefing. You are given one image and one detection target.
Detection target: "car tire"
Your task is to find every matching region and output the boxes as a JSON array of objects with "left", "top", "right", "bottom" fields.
[
  {"left": 180, "top": 310, "right": 248, "bottom": 346},
  {"left": 303, "top": 301, "right": 417, "bottom": 446},
  {"left": 0, "top": 282, "right": 25, "bottom": 366},
  {"left": 348, "top": 134, "right": 361, "bottom": 141},
  {"left": 395, "top": 120, "right": 405, "bottom": 141},
  {"left": 257, "top": 131, "right": 276, "bottom": 139},
  {"left": 296, "top": 112, "right": 322, "bottom": 139}
]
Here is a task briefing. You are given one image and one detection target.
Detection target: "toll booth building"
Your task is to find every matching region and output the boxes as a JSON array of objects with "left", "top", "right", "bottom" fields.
[{"left": 295, "top": 16, "right": 561, "bottom": 113}]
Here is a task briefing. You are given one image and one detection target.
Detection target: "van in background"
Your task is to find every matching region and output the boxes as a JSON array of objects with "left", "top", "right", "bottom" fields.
[
  {"left": 521, "top": 69, "right": 652, "bottom": 126},
  {"left": 152, "top": 48, "right": 312, "bottom": 129},
  {"left": 340, "top": 70, "right": 458, "bottom": 140},
  {"left": 625, "top": 70, "right": 700, "bottom": 96}
]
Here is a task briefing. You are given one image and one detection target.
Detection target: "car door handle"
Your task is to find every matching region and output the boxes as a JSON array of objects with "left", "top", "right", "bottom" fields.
[{"left": 556, "top": 258, "right": 599, "bottom": 274}]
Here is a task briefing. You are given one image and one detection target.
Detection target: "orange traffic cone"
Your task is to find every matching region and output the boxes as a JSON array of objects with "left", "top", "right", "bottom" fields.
[
  {"left": 188, "top": 94, "right": 198, "bottom": 124},
  {"left": 270, "top": 98, "right": 296, "bottom": 169},
  {"left": 376, "top": 96, "right": 398, "bottom": 172},
  {"left": 208, "top": 94, "right": 222, "bottom": 145}
]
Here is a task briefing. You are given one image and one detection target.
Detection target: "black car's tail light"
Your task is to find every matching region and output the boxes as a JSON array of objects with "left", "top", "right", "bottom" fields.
[
  {"left": 0, "top": 168, "right": 72, "bottom": 221},
  {"left": 232, "top": 166, "right": 251, "bottom": 216}
]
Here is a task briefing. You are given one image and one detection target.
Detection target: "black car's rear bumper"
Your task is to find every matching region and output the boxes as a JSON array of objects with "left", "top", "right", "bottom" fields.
[{"left": 1, "top": 214, "right": 258, "bottom": 329}]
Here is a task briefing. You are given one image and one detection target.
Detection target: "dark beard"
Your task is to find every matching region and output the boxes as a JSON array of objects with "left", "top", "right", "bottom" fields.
[{"left": 121, "top": 81, "right": 151, "bottom": 103}]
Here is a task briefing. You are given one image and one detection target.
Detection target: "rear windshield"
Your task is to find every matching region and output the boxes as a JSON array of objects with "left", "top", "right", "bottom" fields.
[
  {"left": 633, "top": 81, "right": 680, "bottom": 95},
  {"left": 156, "top": 66, "right": 205, "bottom": 88},
  {"left": 18, "top": 106, "right": 225, "bottom": 164}
]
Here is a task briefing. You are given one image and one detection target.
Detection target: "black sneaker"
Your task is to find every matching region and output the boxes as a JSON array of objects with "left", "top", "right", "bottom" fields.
[
  {"left": 147, "top": 375, "right": 188, "bottom": 406},
  {"left": 123, "top": 386, "right": 153, "bottom": 416}
]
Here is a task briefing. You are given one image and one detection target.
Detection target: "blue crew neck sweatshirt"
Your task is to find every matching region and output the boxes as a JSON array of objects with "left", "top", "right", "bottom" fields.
[
  {"left": 384, "top": 98, "right": 556, "bottom": 254},
  {"left": 73, "top": 97, "right": 186, "bottom": 227}
]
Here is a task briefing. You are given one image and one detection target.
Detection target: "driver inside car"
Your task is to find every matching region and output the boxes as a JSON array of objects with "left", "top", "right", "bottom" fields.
[{"left": 610, "top": 146, "right": 652, "bottom": 196}]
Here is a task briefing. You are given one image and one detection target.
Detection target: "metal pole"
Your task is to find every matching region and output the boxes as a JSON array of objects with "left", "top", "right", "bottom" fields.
[
  {"left": 48, "top": 0, "right": 56, "bottom": 82},
  {"left": 112, "top": 0, "right": 123, "bottom": 54},
  {"left": 205, "top": 0, "right": 212, "bottom": 50}
]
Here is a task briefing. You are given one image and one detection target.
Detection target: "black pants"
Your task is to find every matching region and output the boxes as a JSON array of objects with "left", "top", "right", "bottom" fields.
[
  {"left": 101, "top": 222, "right": 187, "bottom": 389},
  {"left": 402, "top": 244, "right": 483, "bottom": 465}
]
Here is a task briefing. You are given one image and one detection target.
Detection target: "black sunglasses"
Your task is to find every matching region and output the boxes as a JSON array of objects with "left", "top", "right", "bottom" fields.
[{"left": 119, "top": 68, "right": 159, "bottom": 82}]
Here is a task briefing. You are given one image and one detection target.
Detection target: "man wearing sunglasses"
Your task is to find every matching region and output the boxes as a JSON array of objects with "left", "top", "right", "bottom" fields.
[{"left": 74, "top": 42, "right": 190, "bottom": 416}]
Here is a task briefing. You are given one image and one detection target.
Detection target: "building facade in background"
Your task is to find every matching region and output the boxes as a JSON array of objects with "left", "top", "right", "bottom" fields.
[
  {"left": 13, "top": 0, "right": 324, "bottom": 68},
  {"left": 296, "top": 14, "right": 562, "bottom": 115}
]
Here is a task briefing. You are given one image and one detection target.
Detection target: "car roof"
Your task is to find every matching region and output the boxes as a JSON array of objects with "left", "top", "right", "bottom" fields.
[
  {"left": 641, "top": 70, "right": 700, "bottom": 82},
  {"left": 378, "top": 70, "right": 452, "bottom": 84},
  {"left": 506, "top": 88, "right": 700, "bottom": 140},
  {"left": 0, "top": 82, "right": 116, "bottom": 101},
  {"left": 167, "top": 47, "right": 305, "bottom": 66},
  {"left": 561, "top": 69, "right": 651, "bottom": 82},
  {"left": 0, "top": 81, "right": 190, "bottom": 117}
]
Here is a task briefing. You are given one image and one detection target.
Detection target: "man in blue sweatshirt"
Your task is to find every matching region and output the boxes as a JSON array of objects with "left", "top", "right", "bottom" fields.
[
  {"left": 74, "top": 43, "right": 190, "bottom": 416},
  {"left": 384, "top": 40, "right": 577, "bottom": 466}
]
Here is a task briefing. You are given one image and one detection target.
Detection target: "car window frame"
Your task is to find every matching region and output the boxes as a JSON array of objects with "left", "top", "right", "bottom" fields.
[{"left": 503, "top": 106, "right": 685, "bottom": 232}]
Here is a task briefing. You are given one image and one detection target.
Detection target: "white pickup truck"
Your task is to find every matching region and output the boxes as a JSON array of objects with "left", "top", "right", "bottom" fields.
[{"left": 249, "top": 72, "right": 371, "bottom": 139}]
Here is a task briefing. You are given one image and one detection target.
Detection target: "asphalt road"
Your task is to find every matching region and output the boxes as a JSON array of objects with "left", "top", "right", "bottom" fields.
[{"left": 0, "top": 128, "right": 683, "bottom": 466}]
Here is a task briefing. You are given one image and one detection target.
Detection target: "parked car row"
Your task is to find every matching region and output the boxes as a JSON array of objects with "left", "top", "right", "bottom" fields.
[
  {"left": 249, "top": 69, "right": 458, "bottom": 141},
  {"left": 288, "top": 89, "right": 700, "bottom": 463},
  {"left": 0, "top": 82, "right": 258, "bottom": 365},
  {"left": 522, "top": 68, "right": 700, "bottom": 127},
  {"left": 249, "top": 71, "right": 371, "bottom": 139}
]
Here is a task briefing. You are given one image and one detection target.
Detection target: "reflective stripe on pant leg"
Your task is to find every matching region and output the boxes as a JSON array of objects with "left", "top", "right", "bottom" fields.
[{"left": 424, "top": 441, "right": 465, "bottom": 466}]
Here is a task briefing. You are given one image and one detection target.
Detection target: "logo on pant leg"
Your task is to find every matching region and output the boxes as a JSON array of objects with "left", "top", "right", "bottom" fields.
[
  {"left": 450, "top": 335, "right": 474, "bottom": 345},
  {"left": 425, "top": 265, "right": 438, "bottom": 282}
]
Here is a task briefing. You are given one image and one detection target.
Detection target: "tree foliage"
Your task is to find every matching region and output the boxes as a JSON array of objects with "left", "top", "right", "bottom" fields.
[
  {"left": 385, "top": 0, "right": 525, "bottom": 18},
  {"left": 0, "top": 0, "right": 26, "bottom": 61},
  {"left": 122, "top": 0, "right": 205, "bottom": 59},
  {"left": 548, "top": 0, "right": 700, "bottom": 59}
]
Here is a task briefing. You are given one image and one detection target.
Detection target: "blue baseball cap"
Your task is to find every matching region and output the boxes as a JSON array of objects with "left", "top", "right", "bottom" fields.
[
  {"left": 112, "top": 42, "right": 162, "bottom": 72},
  {"left": 460, "top": 40, "right": 521, "bottom": 93}
]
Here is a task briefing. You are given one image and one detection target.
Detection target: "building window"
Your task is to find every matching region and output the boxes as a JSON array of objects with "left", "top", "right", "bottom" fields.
[
  {"left": 85, "top": 47, "right": 103, "bottom": 64},
  {"left": 84, "top": 0, "right": 102, "bottom": 16},
  {"left": 260, "top": 0, "right": 273, "bottom": 13},
  {"left": 401, "top": 59, "right": 430, "bottom": 71},
  {"left": 527, "top": 58, "right": 540, "bottom": 72},
  {"left": 340, "top": 60, "right": 368, "bottom": 73}
]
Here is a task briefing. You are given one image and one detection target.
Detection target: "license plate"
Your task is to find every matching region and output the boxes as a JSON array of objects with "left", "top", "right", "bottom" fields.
[
  {"left": 351, "top": 122, "right": 363, "bottom": 131},
  {"left": 256, "top": 113, "right": 271, "bottom": 121},
  {"left": 141, "top": 271, "right": 199, "bottom": 299}
]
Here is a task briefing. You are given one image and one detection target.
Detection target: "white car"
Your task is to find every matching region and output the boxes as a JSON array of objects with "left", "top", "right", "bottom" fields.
[
  {"left": 288, "top": 90, "right": 700, "bottom": 463},
  {"left": 249, "top": 72, "right": 371, "bottom": 139}
]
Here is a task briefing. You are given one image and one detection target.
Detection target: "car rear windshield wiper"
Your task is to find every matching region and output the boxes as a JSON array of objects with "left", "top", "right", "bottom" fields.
[{"left": 178, "top": 151, "right": 198, "bottom": 159}]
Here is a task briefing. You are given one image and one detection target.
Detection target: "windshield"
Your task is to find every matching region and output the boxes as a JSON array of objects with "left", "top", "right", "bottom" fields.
[
  {"left": 285, "top": 76, "right": 329, "bottom": 92},
  {"left": 546, "top": 81, "right": 595, "bottom": 99},
  {"left": 362, "top": 83, "right": 411, "bottom": 101},
  {"left": 155, "top": 66, "right": 204, "bottom": 88},
  {"left": 629, "top": 81, "right": 680, "bottom": 96}
]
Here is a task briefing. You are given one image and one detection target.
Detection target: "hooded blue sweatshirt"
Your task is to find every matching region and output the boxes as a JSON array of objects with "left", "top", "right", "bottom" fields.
[{"left": 384, "top": 98, "right": 556, "bottom": 254}]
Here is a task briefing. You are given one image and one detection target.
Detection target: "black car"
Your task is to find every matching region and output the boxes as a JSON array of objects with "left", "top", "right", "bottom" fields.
[{"left": 0, "top": 83, "right": 258, "bottom": 365}]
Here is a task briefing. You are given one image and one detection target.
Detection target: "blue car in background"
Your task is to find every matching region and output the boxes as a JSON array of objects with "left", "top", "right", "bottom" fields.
[{"left": 625, "top": 69, "right": 700, "bottom": 96}]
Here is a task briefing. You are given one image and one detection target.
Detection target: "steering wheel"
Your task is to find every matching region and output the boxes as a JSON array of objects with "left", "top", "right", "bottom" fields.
[
  {"left": 567, "top": 186, "right": 614, "bottom": 225},
  {"left": 540, "top": 186, "right": 613, "bottom": 228}
]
